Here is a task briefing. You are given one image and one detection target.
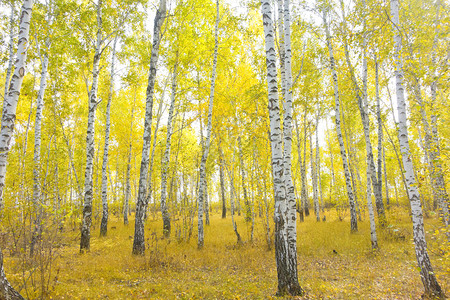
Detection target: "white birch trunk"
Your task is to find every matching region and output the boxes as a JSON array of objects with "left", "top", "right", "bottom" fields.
[
  {"left": 390, "top": 1, "right": 443, "bottom": 296},
  {"left": 340, "top": 0, "right": 385, "bottom": 225},
  {"left": 261, "top": 0, "right": 302, "bottom": 295},
  {"left": 322, "top": 9, "right": 357, "bottom": 232},
  {"left": 30, "top": 7, "right": 52, "bottom": 254},
  {"left": 132, "top": 0, "right": 166, "bottom": 255},
  {"left": 100, "top": 36, "right": 117, "bottom": 236},
  {"left": 197, "top": 0, "right": 219, "bottom": 249},
  {"left": 80, "top": 0, "right": 103, "bottom": 252},
  {"left": 0, "top": 1, "right": 33, "bottom": 298},
  {"left": 366, "top": 163, "right": 378, "bottom": 249},
  {"left": 146, "top": 77, "right": 168, "bottom": 219},
  {"left": 310, "top": 123, "right": 319, "bottom": 221},
  {"left": 282, "top": 2, "right": 301, "bottom": 291},
  {"left": 237, "top": 136, "right": 250, "bottom": 222},
  {"left": 0, "top": 0, "right": 33, "bottom": 208},
  {"left": 294, "top": 118, "right": 304, "bottom": 222},
  {"left": 316, "top": 108, "right": 324, "bottom": 214},
  {"left": 124, "top": 93, "right": 136, "bottom": 225},
  {"left": 160, "top": 63, "right": 177, "bottom": 238},
  {"left": 219, "top": 142, "right": 226, "bottom": 219},
  {"left": 227, "top": 149, "right": 241, "bottom": 243},
  {"left": 301, "top": 113, "right": 309, "bottom": 217},
  {"left": 375, "top": 56, "right": 388, "bottom": 208}
]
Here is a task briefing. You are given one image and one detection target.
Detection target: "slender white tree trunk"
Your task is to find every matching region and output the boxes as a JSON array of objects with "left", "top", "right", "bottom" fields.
[
  {"left": 316, "top": 108, "right": 324, "bottom": 214},
  {"left": 80, "top": 0, "right": 103, "bottom": 252},
  {"left": 310, "top": 123, "right": 319, "bottom": 221},
  {"left": 197, "top": 0, "right": 219, "bottom": 249},
  {"left": 160, "top": 63, "right": 177, "bottom": 238},
  {"left": 146, "top": 77, "right": 168, "bottom": 220},
  {"left": 100, "top": 36, "right": 118, "bottom": 236},
  {"left": 339, "top": 0, "right": 385, "bottom": 225},
  {"left": 322, "top": 9, "right": 357, "bottom": 232},
  {"left": 237, "top": 136, "right": 250, "bottom": 222},
  {"left": 0, "top": 1, "right": 33, "bottom": 298},
  {"left": 219, "top": 141, "right": 226, "bottom": 219},
  {"left": 282, "top": 2, "right": 301, "bottom": 290},
  {"left": 390, "top": 1, "right": 443, "bottom": 297},
  {"left": 366, "top": 164, "right": 378, "bottom": 249},
  {"left": 294, "top": 118, "right": 304, "bottom": 222},
  {"left": 375, "top": 56, "right": 388, "bottom": 208},
  {"left": 30, "top": 7, "right": 53, "bottom": 254},
  {"left": 226, "top": 148, "right": 241, "bottom": 244},
  {"left": 301, "top": 113, "right": 309, "bottom": 217},
  {"left": 132, "top": 0, "right": 166, "bottom": 255},
  {"left": 124, "top": 93, "right": 136, "bottom": 225}
]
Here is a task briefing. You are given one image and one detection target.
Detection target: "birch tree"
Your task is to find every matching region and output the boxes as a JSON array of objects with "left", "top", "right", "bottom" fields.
[
  {"left": 160, "top": 62, "right": 178, "bottom": 238},
  {"left": 0, "top": 0, "right": 33, "bottom": 298},
  {"left": 133, "top": 0, "right": 166, "bottom": 255},
  {"left": 390, "top": 0, "right": 443, "bottom": 297},
  {"left": 261, "top": 0, "right": 302, "bottom": 295},
  {"left": 30, "top": 3, "right": 53, "bottom": 254},
  {"left": 197, "top": 0, "right": 219, "bottom": 249},
  {"left": 281, "top": 2, "right": 301, "bottom": 288},
  {"left": 80, "top": 0, "right": 104, "bottom": 252},
  {"left": 124, "top": 93, "right": 136, "bottom": 226},
  {"left": 322, "top": 7, "right": 357, "bottom": 232},
  {"left": 339, "top": 0, "right": 385, "bottom": 226},
  {"left": 310, "top": 122, "right": 319, "bottom": 221},
  {"left": 100, "top": 36, "right": 118, "bottom": 237}
]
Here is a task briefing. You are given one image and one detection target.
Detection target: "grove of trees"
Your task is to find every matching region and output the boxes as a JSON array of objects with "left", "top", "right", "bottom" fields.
[{"left": 0, "top": 0, "right": 448, "bottom": 298}]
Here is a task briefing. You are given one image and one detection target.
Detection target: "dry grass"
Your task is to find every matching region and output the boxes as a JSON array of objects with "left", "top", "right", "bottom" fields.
[{"left": 4, "top": 207, "right": 449, "bottom": 299}]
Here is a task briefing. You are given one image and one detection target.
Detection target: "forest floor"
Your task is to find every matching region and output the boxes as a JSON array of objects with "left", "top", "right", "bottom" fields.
[{"left": 4, "top": 207, "right": 450, "bottom": 299}]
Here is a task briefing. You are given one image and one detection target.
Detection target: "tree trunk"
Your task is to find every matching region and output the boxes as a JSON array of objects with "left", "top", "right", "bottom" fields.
[
  {"left": 30, "top": 8, "right": 52, "bottom": 254},
  {"left": 80, "top": 0, "right": 103, "bottom": 252},
  {"left": 146, "top": 77, "right": 168, "bottom": 220},
  {"left": 294, "top": 118, "right": 304, "bottom": 222},
  {"left": 100, "top": 36, "right": 117, "bottom": 237},
  {"left": 124, "top": 92, "right": 136, "bottom": 226},
  {"left": 322, "top": 9, "right": 357, "bottom": 232},
  {"left": 132, "top": 0, "right": 166, "bottom": 255},
  {"left": 390, "top": 1, "right": 443, "bottom": 297},
  {"left": 301, "top": 112, "right": 309, "bottom": 217},
  {"left": 281, "top": 2, "right": 301, "bottom": 292},
  {"left": 375, "top": 56, "right": 389, "bottom": 209},
  {"left": 0, "top": 0, "right": 33, "bottom": 297},
  {"left": 366, "top": 164, "right": 378, "bottom": 249},
  {"left": 310, "top": 122, "right": 319, "bottom": 221},
  {"left": 219, "top": 142, "right": 226, "bottom": 219},
  {"left": 316, "top": 110, "right": 324, "bottom": 214},
  {"left": 340, "top": 0, "right": 385, "bottom": 226},
  {"left": 261, "top": 0, "right": 302, "bottom": 295},
  {"left": 237, "top": 136, "right": 250, "bottom": 222},
  {"left": 197, "top": 0, "right": 219, "bottom": 249},
  {"left": 160, "top": 63, "right": 177, "bottom": 238}
]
